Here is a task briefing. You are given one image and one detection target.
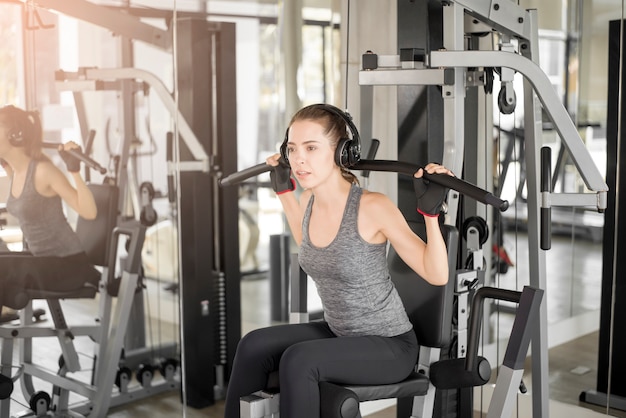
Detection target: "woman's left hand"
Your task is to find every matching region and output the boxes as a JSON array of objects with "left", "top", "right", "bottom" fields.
[
  {"left": 413, "top": 163, "right": 454, "bottom": 217},
  {"left": 415, "top": 163, "right": 454, "bottom": 179},
  {"left": 58, "top": 141, "right": 83, "bottom": 173}
]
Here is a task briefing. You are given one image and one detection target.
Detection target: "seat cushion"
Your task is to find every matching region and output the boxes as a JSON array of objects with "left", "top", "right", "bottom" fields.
[
  {"left": 341, "top": 371, "right": 430, "bottom": 402},
  {"left": 4, "top": 283, "right": 98, "bottom": 310}
]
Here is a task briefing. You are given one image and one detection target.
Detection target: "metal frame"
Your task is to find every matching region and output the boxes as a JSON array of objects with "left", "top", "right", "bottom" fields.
[
  {"left": 0, "top": 221, "right": 151, "bottom": 418},
  {"left": 16, "top": 0, "right": 172, "bottom": 51},
  {"left": 54, "top": 67, "right": 210, "bottom": 173},
  {"left": 358, "top": 2, "right": 608, "bottom": 417}
]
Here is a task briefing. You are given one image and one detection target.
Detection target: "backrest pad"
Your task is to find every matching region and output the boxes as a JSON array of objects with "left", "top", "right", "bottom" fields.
[
  {"left": 76, "top": 184, "right": 119, "bottom": 267},
  {"left": 387, "top": 223, "right": 458, "bottom": 348}
]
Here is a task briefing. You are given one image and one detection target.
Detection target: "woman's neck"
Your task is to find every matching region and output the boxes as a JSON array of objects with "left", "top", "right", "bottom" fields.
[
  {"left": 5, "top": 152, "right": 31, "bottom": 174},
  {"left": 311, "top": 176, "right": 352, "bottom": 209}
]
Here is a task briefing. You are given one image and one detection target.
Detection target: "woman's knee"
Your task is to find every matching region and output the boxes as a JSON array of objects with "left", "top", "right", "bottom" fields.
[
  {"left": 279, "top": 343, "right": 318, "bottom": 382},
  {"left": 236, "top": 328, "right": 270, "bottom": 358},
  {"left": 234, "top": 327, "right": 285, "bottom": 372}
]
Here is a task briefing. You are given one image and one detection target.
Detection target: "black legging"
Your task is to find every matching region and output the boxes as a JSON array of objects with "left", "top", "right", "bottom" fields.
[
  {"left": 224, "top": 322, "right": 418, "bottom": 418},
  {"left": 0, "top": 252, "right": 100, "bottom": 309}
]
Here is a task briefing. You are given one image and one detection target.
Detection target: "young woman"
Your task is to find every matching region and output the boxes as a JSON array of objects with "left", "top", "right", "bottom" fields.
[
  {"left": 0, "top": 104, "right": 100, "bottom": 316},
  {"left": 225, "top": 103, "right": 454, "bottom": 417}
]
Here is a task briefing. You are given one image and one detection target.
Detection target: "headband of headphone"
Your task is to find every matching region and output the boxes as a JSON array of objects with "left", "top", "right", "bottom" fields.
[{"left": 280, "top": 104, "right": 361, "bottom": 169}]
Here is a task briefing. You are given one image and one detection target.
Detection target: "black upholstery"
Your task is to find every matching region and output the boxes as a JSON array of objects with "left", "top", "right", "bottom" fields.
[
  {"left": 343, "top": 370, "right": 430, "bottom": 400},
  {"left": 77, "top": 183, "right": 119, "bottom": 268},
  {"left": 320, "top": 382, "right": 361, "bottom": 418},
  {"left": 4, "top": 183, "right": 118, "bottom": 306},
  {"left": 319, "top": 223, "right": 458, "bottom": 417},
  {"left": 388, "top": 223, "right": 456, "bottom": 349},
  {"left": 430, "top": 356, "right": 492, "bottom": 389}
]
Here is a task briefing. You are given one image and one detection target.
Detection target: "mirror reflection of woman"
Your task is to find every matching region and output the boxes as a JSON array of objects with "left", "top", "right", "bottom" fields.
[{"left": 0, "top": 105, "right": 99, "bottom": 322}]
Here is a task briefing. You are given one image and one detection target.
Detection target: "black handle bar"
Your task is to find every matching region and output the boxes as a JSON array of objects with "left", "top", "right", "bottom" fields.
[
  {"left": 353, "top": 160, "right": 509, "bottom": 212},
  {"left": 219, "top": 159, "right": 509, "bottom": 212},
  {"left": 43, "top": 142, "right": 107, "bottom": 174},
  {"left": 219, "top": 162, "right": 272, "bottom": 186}
]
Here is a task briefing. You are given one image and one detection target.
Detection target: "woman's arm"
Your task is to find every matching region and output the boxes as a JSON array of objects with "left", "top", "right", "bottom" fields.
[
  {"left": 277, "top": 189, "right": 306, "bottom": 246},
  {"left": 66, "top": 171, "right": 98, "bottom": 219},
  {"left": 369, "top": 196, "right": 449, "bottom": 285},
  {"left": 40, "top": 162, "right": 98, "bottom": 219},
  {"left": 365, "top": 163, "right": 453, "bottom": 285},
  {"left": 266, "top": 153, "right": 305, "bottom": 245},
  {"left": 39, "top": 160, "right": 97, "bottom": 220}
]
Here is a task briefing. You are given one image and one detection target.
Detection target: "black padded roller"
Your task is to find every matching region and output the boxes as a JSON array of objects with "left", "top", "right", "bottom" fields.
[
  {"left": 0, "top": 374, "right": 13, "bottom": 400},
  {"left": 320, "top": 381, "right": 361, "bottom": 418},
  {"left": 429, "top": 356, "right": 492, "bottom": 389}
]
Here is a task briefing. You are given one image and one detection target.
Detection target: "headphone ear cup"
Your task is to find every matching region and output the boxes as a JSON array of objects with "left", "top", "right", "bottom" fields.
[
  {"left": 335, "top": 138, "right": 351, "bottom": 168},
  {"left": 8, "top": 130, "right": 23, "bottom": 146},
  {"left": 346, "top": 140, "right": 360, "bottom": 167}
]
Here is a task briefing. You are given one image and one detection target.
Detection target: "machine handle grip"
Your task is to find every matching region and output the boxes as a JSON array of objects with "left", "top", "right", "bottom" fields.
[
  {"left": 219, "top": 162, "right": 272, "bottom": 186},
  {"left": 540, "top": 147, "right": 552, "bottom": 250}
]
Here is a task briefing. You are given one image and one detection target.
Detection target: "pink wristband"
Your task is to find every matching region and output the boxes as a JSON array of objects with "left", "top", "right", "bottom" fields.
[
  {"left": 417, "top": 208, "right": 439, "bottom": 218},
  {"left": 276, "top": 178, "right": 296, "bottom": 195}
]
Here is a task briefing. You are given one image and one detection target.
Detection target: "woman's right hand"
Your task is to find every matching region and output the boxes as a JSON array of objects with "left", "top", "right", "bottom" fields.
[
  {"left": 266, "top": 153, "right": 281, "bottom": 167},
  {"left": 266, "top": 153, "right": 295, "bottom": 194}
]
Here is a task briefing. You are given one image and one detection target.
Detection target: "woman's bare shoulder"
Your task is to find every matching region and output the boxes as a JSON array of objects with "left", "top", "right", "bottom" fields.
[{"left": 360, "top": 189, "right": 395, "bottom": 210}]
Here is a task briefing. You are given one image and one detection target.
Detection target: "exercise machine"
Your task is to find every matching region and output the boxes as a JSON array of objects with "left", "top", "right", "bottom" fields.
[
  {"left": 357, "top": 1, "right": 607, "bottom": 416},
  {"left": 0, "top": 183, "right": 156, "bottom": 418}
]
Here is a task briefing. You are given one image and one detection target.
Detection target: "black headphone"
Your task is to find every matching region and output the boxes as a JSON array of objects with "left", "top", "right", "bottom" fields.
[
  {"left": 1, "top": 105, "right": 25, "bottom": 146},
  {"left": 8, "top": 129, "right": 24, "bottom": 146},
  {"left": 280, "top": 104, "right": 361, "bottom": 169}
]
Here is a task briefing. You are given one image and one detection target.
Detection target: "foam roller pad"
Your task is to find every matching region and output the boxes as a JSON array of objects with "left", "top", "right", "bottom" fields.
[
  {"left": 430, "top": 356, "right": 492, "bottom": 389},
  {"left": 0, "top": 374, "right": 13, "bottom": 400},
  {"left": 320, "top": 381, "right": 361, "bottom": 418}
]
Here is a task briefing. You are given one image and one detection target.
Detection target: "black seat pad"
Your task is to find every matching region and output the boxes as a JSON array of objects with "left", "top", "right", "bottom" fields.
[{"left": 342, "top": 371, "right": 429, "bottom": 401}]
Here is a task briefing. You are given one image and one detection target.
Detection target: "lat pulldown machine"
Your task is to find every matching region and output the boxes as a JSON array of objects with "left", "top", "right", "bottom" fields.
[{"left": 357, "top": 1, "right": 607, "bottom": 416}]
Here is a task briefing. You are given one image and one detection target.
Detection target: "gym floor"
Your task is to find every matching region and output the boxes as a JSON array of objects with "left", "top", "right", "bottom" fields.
[{"left": 4, "top": 228, "right": 624, "bottom": 417}]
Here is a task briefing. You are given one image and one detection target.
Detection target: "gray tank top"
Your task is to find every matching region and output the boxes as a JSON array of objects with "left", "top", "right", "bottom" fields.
[
  {"left": 6, "top": 160, "right": 85, "bottom": 257},
  {"left": 299, "top": 184, "right": 413, "bottom": 337}
]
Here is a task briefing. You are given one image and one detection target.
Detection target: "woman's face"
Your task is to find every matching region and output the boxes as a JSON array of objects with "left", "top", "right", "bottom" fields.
[{"left": 285, "top": 119, "right": 338, "bottom": 189}]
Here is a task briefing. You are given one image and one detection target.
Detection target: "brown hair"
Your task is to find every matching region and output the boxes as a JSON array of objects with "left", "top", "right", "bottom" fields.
[
  {"left": 0, "top": 105, "right": 44, "bottom": 159},
  {"left": 289, "top": 104, "right": 359, "bottom": 185}
]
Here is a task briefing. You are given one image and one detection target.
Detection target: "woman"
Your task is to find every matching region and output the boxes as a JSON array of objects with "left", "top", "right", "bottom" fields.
[
  {"left": 0, "top": 104, "right": 99, "bottom": 316},
  {"left": 225, "top": 103, "right": 454, "bottom": 417}
]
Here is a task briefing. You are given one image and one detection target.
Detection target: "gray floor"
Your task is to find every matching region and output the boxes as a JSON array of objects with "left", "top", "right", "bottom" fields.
[{"left": 2, "top": 228, "right": 623, "bottom": 417}]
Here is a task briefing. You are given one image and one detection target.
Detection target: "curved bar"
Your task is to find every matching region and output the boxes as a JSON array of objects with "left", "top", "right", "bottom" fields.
[
  {"left": 42, "top": 142, "right": 107, "bottom": 174},
  {"left": 430, "top": 50, "right": 608, "bottom": 193},
  {"left": 353, "top": 160, "right": 509, "bottom": 212},
  {"left": 466, "top": 287, "right": 521, "bottom": 372},
  {"left": 84, "top": 68, "right": 209, "bottom": 168},
  {"left": 219, "top": 159, "right": 509, "bottom": 211}
]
